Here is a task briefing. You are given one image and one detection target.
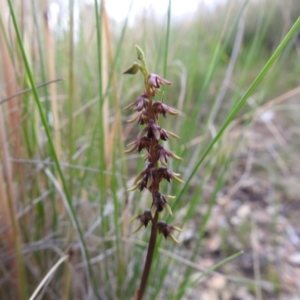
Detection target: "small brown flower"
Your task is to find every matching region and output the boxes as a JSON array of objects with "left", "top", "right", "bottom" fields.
[
  {"left": 125, "top": 136, "right": 152, "bottom": 153},
  {"left": 147, "top": 73, "right": 171, "bottom": 95},
  {"left": 157, "top": 167, "right": 184, "bottom": 184},
  {"left": 139, "top": 119, "right": 160, "bottom": 141},
  {"left": 157, "top": 221, "right": 182, "bottom": 243},
  {"left": 123, "top": 93, "right": 148, "bottom": 112},
  {"left": 148, "top": 74, "right": 171, "bottom": 89},
  {"left": 133, "top": 163, "right": 156, "bottom": 191},
  {"left": 154, "top": 144, "right": 182, "bottom": 165},
  {"left": 137, "top": 111, "right": 150, "bottom": 125},
  {"left": 156, "top": 126, "right": 180, "bottom": 141},
  {"left": 151, "top": 192, "right": 172, "bottom": 216},
  {"left": 152, "top": 101, "right": 179, "bottom": 118},
  {"left": 130, "top": 209, "right": 153, "bottom": 233},
  {"left": 127, "top": 110, "right": 150, "bottom": 125}
]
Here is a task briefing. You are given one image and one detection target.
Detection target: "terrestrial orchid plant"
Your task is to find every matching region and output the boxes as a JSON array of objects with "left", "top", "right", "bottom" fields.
[{"left": 124, "top": 45, "right": 183, "bottom": 300}]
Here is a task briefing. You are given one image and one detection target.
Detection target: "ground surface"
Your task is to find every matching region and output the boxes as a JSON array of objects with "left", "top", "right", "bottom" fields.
[{"left": 179, "top": 106, "right": 300, "bottom": 300}]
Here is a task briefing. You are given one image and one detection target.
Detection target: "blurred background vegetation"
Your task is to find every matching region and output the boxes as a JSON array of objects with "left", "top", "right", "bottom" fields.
[{"left": 0, "top": 0, "right": 300, "bottom": 299}]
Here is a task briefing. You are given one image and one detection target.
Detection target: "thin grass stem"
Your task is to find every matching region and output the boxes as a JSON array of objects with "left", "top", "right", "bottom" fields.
[{"left": 29, "top": 254, "right": 69, "bottom": 300}]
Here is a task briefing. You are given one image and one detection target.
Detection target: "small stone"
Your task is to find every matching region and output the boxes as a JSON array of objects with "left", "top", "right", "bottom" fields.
[
  {"left": 288, "top": 252, "right": 300, "bottom": 265},
  {"left": 237, "top": 204, "right": 250, "bottom": 219},
  {"left": 208, "top": 274, "right": 227, "bottom": 290},
  {"left": 207, "top": 235, "right": 221, "bottom": 252}
]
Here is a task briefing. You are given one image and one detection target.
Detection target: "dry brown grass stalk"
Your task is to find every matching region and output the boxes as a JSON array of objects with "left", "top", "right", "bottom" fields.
[
  {"left": 102, "top": 2, "right": 130, "bottom": 267},
  {"left": 43, "top": 0, "right": 64, "bottom": 215},
  {"left": 101, "top": 4, "right": 109, "bottom": 160},
  {"left": 0, "top": 5, "right": 26, "bottom": 296},
  {"left": 0, "top": 9, "right": 22, "bottom": 166},
  {"left": 0, "top": 105, "right": 25, "bottom": 299},
  {"left": 99, "top": 3, "right": 113, "bottom": 192},
  {"left": 43, "top": 1, "right": 62, "bottom": 162}
]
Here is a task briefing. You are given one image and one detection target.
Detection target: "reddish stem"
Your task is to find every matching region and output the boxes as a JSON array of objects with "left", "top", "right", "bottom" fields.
[{"left": 136, "top": 211, "right": 158, "bottom": 300}]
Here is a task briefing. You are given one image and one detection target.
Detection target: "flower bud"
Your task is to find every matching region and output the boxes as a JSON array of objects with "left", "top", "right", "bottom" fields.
[
  {"left": 123, "top": 62, "right": 140, "bottom": 75},
  {"left": 135, "top": 45, "right": 144, "bottom": 61}
]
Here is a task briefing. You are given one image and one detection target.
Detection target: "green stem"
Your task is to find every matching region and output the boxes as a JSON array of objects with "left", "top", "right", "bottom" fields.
[
  {"left": 68, "top": 0, "right": 74, "bottom": 193},
  {"left": 136, "top": 45, "right": 149, "bottom": 77},
  {"left": 94, "top": 0, "right": 106, "bottom": 204},
  {"left": 163, "top": 0, "right": 171, "bottom": 78}
]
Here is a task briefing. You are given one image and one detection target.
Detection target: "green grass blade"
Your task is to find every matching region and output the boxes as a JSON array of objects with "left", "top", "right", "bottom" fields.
[
  {"left": 6, "top": 1, "right": 99, "bottom": 298},
  {"left": 173, "top": 16, "right": 300, "bottom": 210},
  {"left": 94, "top": 0, "right": 106, "bottom": 209},
  {"left": 68, "top": 0, "right": 75, "bottom": 193},
  {"left": 163, "top": 0, "right": 171, "bottom": 78}
]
